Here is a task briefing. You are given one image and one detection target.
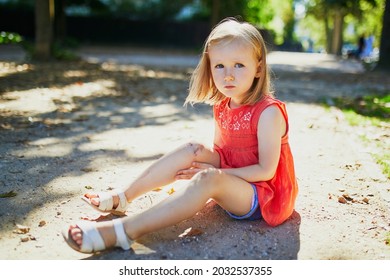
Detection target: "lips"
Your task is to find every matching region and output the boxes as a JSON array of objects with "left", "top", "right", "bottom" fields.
[{"left": 224, "top": 85, "right": 235, "bottom": 89}]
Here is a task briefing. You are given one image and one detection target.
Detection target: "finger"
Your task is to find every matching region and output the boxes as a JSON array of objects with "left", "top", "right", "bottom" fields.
[
  {"left": 192, "top": 162, "right": 214, "bottom": 169},
  {"left": 175, "top": 174, "right": 192, "bottom": 180},
  {"left": 191, "top": 162, "right": 207, "bottom": 169},
  {"left": 177, "top": 168, "right": 198, "bottom": 175}
]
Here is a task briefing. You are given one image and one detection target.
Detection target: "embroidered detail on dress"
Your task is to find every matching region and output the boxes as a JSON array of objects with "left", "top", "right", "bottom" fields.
[
  {"left": 243, "top": 112, "right": 251, "bottom": 121},
  {"left": 219, "top": 110, "right": 252, "bottom": 131},
  {"left": 222, "top": 120, "right": 228, "bottom": 129}
]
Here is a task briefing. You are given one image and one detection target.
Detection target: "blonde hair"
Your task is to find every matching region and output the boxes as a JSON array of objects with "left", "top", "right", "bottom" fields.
[{"left": 185, "top": 18, "right": 273, "bottom": 106}]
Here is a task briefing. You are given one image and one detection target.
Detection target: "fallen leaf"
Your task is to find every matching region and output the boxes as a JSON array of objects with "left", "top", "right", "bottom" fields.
[
  {"left": 38, "top": 220, "right": 46, "bottom": 227},
  {"left": 362, "top": 197, "right": 369, "bottom": 204},
  {"left": 20, "top": 236, "right": 29, "bottom": 242},
  {"left": 153, "top": 187, "right": 163, "bottom": 192},
  {"left": 0, "top": 191, "right": 17, "bottom": 198},
  {"left": 81, "top": 213, "right": 126, "bottom": 222},
  {"left": 167, "top": 188, "right": 175, "bottom": 195},
  {"left": 179, "top": 227, "right": 203, "bottom": 238},
  {"left": 0, "top": 123, "right": 13, "bottom": 130},
  {"left": 342, "top": 193, "right": 353, "bottom": 201},
  {"left": 338, "top": 197, "right": 347, "bottom": 204},
  {"left": 81, "top": 167, "right": 94, "bottom": 172},
  {"left": 13, "top": 224, "right": 30, "bottom": 234},
  {"left": 84, "top": 185, "right": 93, "bottom": 190},
  {"left": 74, "top": 114, "right": 89, "bottom": 122}
]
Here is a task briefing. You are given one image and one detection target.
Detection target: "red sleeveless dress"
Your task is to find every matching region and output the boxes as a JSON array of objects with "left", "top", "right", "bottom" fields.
[{"left": 213, "top": 96, "right": 298, "bottom": 227}]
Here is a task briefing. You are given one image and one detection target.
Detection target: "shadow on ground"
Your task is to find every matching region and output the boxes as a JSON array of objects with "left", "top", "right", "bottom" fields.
[
  {"left": 0, "top": 47, "right": 388, "bottom": 260},
  {"left": 83, "top": 203, "right": 301, "bottom": 260}
]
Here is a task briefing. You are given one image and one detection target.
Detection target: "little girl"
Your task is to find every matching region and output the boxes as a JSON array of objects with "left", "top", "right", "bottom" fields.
[{"left": 62, "top": 18, "right": 298, "bottom": 253}]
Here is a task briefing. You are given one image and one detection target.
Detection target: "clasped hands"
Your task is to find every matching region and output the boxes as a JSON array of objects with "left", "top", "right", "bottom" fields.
[{"left": 175, "top": 162, "right": 217, "bottom": 180}]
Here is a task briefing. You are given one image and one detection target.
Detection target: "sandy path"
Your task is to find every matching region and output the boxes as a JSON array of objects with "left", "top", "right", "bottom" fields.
[{"left": 0, "top": 46, "right": 389, "bottom": 260}]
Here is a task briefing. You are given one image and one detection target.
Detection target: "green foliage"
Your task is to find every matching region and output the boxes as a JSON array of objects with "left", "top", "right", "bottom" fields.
[
  {"left": 332, "top": 93, "right": 389, "bottom": 120},
  {"left": 0, "top": 31, "right": 23, "bottom": 44},
  {"left": 301, "top": 0, "right": 383, "bottom": 52},
  {"left": 93, "top": 0, "right": 194, "bottom": 19},
  {"left": 244, "top": 0, "right": 275, "bottom": 27},
  {"left": 52, "top": 43, "right": 80, "bottom": 61}
]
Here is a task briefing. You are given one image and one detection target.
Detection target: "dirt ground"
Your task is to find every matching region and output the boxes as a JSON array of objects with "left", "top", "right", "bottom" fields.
[{"left": 0, "top": 45, "right": 389, "bottom": 260}]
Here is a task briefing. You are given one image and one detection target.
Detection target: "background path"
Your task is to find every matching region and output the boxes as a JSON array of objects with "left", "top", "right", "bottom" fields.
[{"left": 0, "top": 46, "right": 389, "bottom": 260}]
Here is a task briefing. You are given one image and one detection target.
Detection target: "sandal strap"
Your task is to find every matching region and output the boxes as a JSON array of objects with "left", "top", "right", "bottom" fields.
[
  {"left": 115, "top": 191, "right": 129, "bottom": 212},
  {"left": 113, "top": 219, "right": 132, "bottom": 250},
  {"left": 97, "top": 192, "right": 114, "bottom": 212},
  {"left": 78, "top": 221, "right": 106, "bottom": 253}
]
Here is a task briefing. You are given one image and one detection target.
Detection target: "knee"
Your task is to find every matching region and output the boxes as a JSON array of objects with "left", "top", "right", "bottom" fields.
[
  {"left": 194, "top": 168, "right": 224, "bottom": 187},
  {"left": 183, "top": 142, "right": 205, "bottom": 159}
]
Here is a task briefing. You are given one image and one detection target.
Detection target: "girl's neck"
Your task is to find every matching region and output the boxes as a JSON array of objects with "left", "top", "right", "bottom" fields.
[{"left": 229, "top": 98, "right": 243, "bottom": 109}]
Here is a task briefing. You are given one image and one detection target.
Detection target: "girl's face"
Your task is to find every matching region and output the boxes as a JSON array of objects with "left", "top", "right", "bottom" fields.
[{"left": 208, "top": 39, "right": 261, "bottom": 108}]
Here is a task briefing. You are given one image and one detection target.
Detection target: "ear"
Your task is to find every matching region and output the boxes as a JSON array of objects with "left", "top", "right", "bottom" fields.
[{"left": 255, "top": 60, "right": 262, "bottom": 78}]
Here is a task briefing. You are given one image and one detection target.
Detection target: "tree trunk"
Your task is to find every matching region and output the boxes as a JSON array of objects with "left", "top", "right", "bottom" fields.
[
  {"left": 331, "top": 10, "right": 343, "bottom": 55},
  {"left": 377, "top": 0, "right": 390, "bottom": 70},
  {"left": 210, "top": 0, "right": 220, "bottom": 27},
  {"left": 34, "top": 0, "right": 54, "bottom": 60},
  {"left": 324, "top": 14, "right": 332, "bottom": 54}
]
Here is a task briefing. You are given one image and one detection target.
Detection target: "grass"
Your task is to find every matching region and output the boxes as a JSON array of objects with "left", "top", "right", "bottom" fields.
[
  {"left": 324, "top": 92, "right": 390, "bottom": 179},
  {"left": 332, "top": 94, "right": 390, "bottom": 120}
]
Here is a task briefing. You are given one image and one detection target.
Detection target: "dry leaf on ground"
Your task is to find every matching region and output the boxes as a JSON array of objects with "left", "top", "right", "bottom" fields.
[
  {"left": 179, "top": 227, "right": 203, "bottom": 238},
  {"left": 0, "top": 191, "right": 17, "bottom": 198},
  {"left": 13, "top": 224, "right": 30, "bottom": 234}
]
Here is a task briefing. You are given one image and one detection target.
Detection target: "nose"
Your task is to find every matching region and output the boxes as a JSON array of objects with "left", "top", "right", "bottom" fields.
[{"left": 224, "top": 70, "right": 234, "bottom": 82}]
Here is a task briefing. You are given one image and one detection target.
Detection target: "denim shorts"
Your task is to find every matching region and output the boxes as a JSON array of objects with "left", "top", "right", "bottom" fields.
[{"left": 226, "top": 184, "right": 262, "bottom": 221}]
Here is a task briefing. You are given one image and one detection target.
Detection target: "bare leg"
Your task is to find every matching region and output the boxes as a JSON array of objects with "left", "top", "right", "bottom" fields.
[
  {"left": 85, "top": 142, "right": 220, "bottom": 208},
  {"left": 69, "top": 169, "right": 255, "bottom": 249}
]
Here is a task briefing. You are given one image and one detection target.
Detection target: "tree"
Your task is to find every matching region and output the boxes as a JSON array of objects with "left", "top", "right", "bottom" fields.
[
  {"left": 305, "top": 0, "right": 377, "bottom": 55},
  {"left": 34, "top": 0, "right": 54, "bottom": 60},
  {"left": 377, "top": 0, "right": 390, "bottom": 70}
]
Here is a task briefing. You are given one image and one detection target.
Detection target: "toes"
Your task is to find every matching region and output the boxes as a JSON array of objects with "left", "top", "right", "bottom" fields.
[
  {"left": 83, "top": 193, "right": 100, "bottom": 206},
  {"left": 84, "top": 193, "right": 98, "bottom": 199},
  {"left": 90, "top": 197, "right": 100, "bottom": 206},
  {"left": 69, "top": 225, "right": 83, "bottom": 246}
]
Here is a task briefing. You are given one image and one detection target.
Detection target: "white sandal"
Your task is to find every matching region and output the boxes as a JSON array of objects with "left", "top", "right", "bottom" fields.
[
  {"left": 62, "top": 219, "right": 133, "bottom": 253},
  {"left": 81, "top": 190, "right": 130, "bottom": 215}
]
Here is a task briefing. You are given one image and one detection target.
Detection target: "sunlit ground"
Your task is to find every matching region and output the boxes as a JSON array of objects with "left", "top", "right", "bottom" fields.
[{"left": 0, "top": 47, "right": 389, "bottom": 260}]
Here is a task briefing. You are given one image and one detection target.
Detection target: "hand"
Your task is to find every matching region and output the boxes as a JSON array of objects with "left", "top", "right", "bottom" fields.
[{"left": 175, "top": 162, "right": 216, "bottom": 180}]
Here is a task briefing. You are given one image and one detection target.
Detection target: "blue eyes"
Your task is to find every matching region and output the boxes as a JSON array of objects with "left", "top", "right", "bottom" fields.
[{"left": 215, "top": 63, "right": 244, "bottom": 69}]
